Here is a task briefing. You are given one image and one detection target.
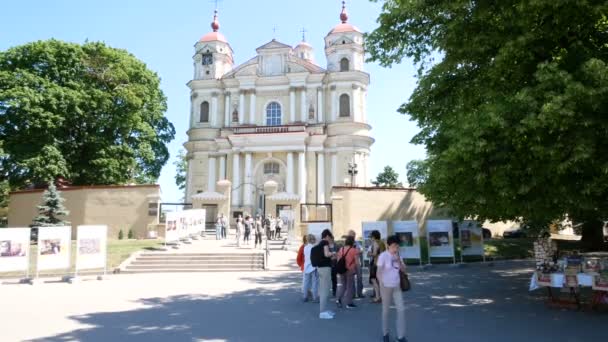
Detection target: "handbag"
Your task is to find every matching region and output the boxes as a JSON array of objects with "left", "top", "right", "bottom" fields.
[{"left": 399, "top": 270, "right": 411, "bottom": 292}]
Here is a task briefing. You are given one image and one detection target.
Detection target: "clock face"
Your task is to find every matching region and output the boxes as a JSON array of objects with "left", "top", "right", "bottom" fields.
[{"left": 201, "top": 53, "right": 213, "bottom": 66}]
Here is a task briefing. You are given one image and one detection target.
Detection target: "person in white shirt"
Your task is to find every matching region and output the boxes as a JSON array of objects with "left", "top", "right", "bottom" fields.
[
  {"left": 276, "top": 217, "right": 284, "bottom": 239},
  {"left": 377, "top": 235, "right": 408, "bottom": 342},
  {"left": 269, "top": 215, "right": 277, "bottom": 240},
  {"left": 302, "top": 234, "right": 319, "bottom": 303}
]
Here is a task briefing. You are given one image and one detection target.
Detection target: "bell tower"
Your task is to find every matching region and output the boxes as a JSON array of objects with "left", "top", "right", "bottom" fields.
[{"left": 193, "top": 10, "right": 234, "bottom": 80}]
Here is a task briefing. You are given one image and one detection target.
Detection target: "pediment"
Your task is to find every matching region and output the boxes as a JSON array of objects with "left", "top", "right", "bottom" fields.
[
  {"left": 234, "top": 64, "right": 258, "bottom": 77},
  {"left": 256, "top": 39, "right": 293, "bottom": 52},
  {"left": 330, "top": 35, "right": 355, "bottom": 46}
]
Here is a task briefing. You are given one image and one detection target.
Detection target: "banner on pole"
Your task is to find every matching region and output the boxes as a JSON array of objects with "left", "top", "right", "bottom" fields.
[
  {"left": 307, "top": 222, "right": 332, "bottom": 244},
  {"left": 362, "top": 221, "right": 388, "bottom": 261},
  {"left": 427, "top": 220, "right": 455, "bottom": 258},
  {"left": 37, "top": 226, "right": 71, "bottom": 271},
  {"left": 0, "top": 228, "right": 31, "bottom": 272},
  {"left": 459, "top": 220, "right": 484, "bottom": 256},
  {"left": 165, "top": 211, "right": 179, "bottom": 243},
  {"left": 393, "top": 221, "right": 421, "bottom": 260},
  {"left": 76, "top": 225, "right": 107, "bottom": 270}
]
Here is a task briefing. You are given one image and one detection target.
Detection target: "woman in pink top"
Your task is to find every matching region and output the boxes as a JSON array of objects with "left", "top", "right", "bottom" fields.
[
  {"left": 335, "top": 235, "right": 360, "bottom": 309},
  {"left": 376, "top": 235, "right": 407, "bottom": 342}
]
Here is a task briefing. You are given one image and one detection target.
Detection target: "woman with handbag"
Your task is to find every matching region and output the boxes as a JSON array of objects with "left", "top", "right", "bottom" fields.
[
  {"left": 376, "top": 235, "right": 408, "bottom": 342},
  {"left": 335, "top": 235, "right": 360, "bottom": 309}
]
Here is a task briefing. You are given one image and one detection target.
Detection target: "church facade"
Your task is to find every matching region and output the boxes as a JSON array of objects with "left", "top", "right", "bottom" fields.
[{"left": 184, "top": 3, "right": 374, "bottom": 218}]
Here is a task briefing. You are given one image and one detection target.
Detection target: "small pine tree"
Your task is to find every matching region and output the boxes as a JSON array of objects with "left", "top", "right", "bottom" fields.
[
  {"left": 128, "top": 228, "right": 134, "bottom": 239},
  {"left": 118, "top": 229, "right": 124, "bottom": 240},
  {"left": 32, "top": 182, "right": 70, "bottom": 227}
]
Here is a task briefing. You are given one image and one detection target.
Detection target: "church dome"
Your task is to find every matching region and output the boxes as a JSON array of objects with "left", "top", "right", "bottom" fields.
[{"left": 199, "top": 10, "right": 228, "bottom": 43}]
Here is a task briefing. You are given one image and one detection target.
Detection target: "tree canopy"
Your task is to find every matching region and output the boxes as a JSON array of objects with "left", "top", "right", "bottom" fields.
[
  {"left": 174, "top": 149, "right": 187, "bottom": 191},
  {"left": 366, "top": 1, "right": 608, "bottom": 245},
  {"left": 372, "top": 165, "right": 402, "bottom": 187},
  {"left": 0, "top": 39, "right": 175, "bottom": 189},
  {"left": 32, "top": 182, "right": 69, "bottom": 227}
]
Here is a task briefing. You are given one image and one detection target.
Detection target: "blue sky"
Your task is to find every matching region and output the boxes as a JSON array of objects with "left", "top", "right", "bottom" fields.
[{"left": 0, "top": 0, "right": 425, "bottom": 202}]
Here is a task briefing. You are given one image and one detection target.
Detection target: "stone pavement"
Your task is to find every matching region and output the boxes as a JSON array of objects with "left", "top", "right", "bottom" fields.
[{"left": 0, "top": 257, "right": 606, "bottom": 341}]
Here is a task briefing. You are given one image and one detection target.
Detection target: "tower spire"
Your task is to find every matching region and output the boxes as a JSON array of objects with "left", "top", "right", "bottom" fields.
[
  {"left": 211, "top": 9, "right": 220, "bottom": 32},
  {"left": 301, "top": 28, "right": 307, "bottom": 42},
  {"left": 340, "top": 1, "right": 349, "bottom": 24}
]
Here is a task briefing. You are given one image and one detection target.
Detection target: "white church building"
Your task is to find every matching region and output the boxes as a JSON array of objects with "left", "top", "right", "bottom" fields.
[{"left": 184, "top": 2, "right": 374, "bottom": 220}]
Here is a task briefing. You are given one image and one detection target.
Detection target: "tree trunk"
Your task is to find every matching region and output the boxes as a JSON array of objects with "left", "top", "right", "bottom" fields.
[{"left": 580, "top": 220, "right": 607, "bottom": 251}]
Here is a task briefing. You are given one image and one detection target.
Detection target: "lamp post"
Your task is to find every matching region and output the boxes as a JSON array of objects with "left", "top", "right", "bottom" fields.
[{"left": 347, "top": 156, "right": 358, "bottom": 187}]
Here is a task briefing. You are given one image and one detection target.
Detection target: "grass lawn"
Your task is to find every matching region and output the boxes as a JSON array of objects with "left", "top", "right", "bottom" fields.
[{"left": 1, "top": 239, "right": 163, "bottom": 279}]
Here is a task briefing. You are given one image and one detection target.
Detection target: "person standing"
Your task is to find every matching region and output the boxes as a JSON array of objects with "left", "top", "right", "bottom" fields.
[
  {"left": 377, "top": 235, "right": 407, "bottom": 342},
  {"left": 235, "top": 214, "right": 243, "bottom": 247},
  {"left": 215, "top": 214, "right": 222, "bottom": 240},
  {"left": 254, "top": 215, "right": 264, "bottom": 249},
  {"left": 346, "top": 230, "right": 364, "bottom": 298},
  {"left": 297, "top": 235, "right": 307, "bottom": 272},
  {"left": 302, "top": 234, "right": 319, "bottom": 303},
  {"left": 335, "top": 235, "right": 359, "bottom": 309},
  {"left": 369, "top": 230, "right": 384, "bottom": 303},
  {"left": 276, "top": 216, "right": 284, "bottom": 239},
  {"left": 220, "top": 213, "right": 228, "bottom": 239},
  {"left": 269, "top": 215, "right": 276, "bottom": 240},
  {"left": 318, "top": 229, "right": 337, "bottom": 319},
  {"left": 243, "top": 216, "right": 252, "bottom": 245}
]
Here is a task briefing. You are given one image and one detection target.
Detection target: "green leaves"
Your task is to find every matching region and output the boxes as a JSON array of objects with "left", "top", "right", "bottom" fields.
[
  {"left": 372, "top": 165, "right": 402, "bottom": 188},
  {"left": 367, "top": 0, "right": 608, "bottom": 228},
  {"left": 0, "top": 39, "right": 175, "bottom": 188},
  {"left": 174, "top": 149, "right": 187, "bottom": 191}
]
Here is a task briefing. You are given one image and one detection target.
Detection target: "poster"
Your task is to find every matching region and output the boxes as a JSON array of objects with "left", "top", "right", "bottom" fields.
[
  {"left": 393, "top": 221, "right": 421, "bottom": 260},
  {"left": 459, "top": 220, "right": 484, "bottom": 256},
  {"left": 37, "top": 226, "right": 71, "bottom": 271},
  {"left": 178, "top": 212, "right": 189, "bottom": 239},
  {"left": 307, "top": 222, "right": 332, "bottom": 244},
  {"left": 165, "top": 211, "right": 179, "bottom": 243},
  {"left": 426, "top": 220, "right": 455, "bottom": 258},
  {"left": 75, "top": 225, "right": 107, "bottom": 270},
  {"left": 0, "top": 228, "right": 31, "bottom": 272},
  {"left": 189, "top": 209, "right": 206, "bottom": 236},
  {"left": 362, "top": 221, "right": 388, "bottom": 261}
]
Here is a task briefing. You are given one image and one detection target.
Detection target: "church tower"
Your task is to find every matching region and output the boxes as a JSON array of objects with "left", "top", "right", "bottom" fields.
[
  {"left": 193, "top": 10, "right": 234, "bottom": 80},
  {"left": 324, "top": 1, "right": 364, "bottom": 72}
]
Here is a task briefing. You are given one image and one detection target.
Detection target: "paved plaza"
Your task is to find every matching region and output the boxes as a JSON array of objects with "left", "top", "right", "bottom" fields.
[{"left": 1, "top": 255, "right": 606, "bottom": 342}]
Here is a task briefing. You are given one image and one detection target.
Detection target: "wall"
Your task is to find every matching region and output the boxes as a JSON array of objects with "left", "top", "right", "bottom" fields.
[
  {"left": 328, "top": 187, "right": 451, "bottom": 239},
  {"left": 8, "top": 185, "right": 160, "bottom": 240}
]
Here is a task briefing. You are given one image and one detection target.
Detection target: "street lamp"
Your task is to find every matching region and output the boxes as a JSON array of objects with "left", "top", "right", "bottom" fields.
[{"left": 347, "top": 157, "right": 358, "bottom": 187}]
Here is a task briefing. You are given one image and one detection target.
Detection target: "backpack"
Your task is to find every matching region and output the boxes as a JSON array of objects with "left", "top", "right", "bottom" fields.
[
  {"left": 335, "top": 247, "right": 353, "bottom": 275},
  {"left": 310, "top": 243, "right": 324, "bottom": 267}
]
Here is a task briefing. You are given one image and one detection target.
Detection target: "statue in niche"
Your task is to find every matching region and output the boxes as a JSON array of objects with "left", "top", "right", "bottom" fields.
[
  {"left": 308, "top": 104, "right": 315, "bottom": 121},
  {"left": 232, "top": 106, "right": 239, "bottom": 123}
]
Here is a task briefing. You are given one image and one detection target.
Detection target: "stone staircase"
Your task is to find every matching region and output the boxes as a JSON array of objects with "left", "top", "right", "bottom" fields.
[{"left": 122, "top": 252, "right": 265, "bottom": 273}]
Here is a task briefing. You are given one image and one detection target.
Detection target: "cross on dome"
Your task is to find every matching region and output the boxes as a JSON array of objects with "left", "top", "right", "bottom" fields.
[{"left": 340, "top": 1, "right": 349, "bottom": 23}]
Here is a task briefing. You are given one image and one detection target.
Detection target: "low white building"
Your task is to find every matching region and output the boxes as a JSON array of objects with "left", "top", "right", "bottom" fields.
[{"left": 184, "top": 3, "right": 374, "bottom": 219}]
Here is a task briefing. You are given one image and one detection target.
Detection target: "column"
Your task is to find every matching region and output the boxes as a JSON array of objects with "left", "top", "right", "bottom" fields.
[
  {"left": 351, "top": 85, "right": 359, "bottom": 122},
  {"left": 219, "top": 155, "right": 226, "bottom": 180},
  {"left": 232, "top": 152, "right": 240, "bottom": 206},
  {"left": 298, "top": 152, "right": 307, "bottom": 203},
  {"left": 207, "top": 156, "right": 217, "bottom": 192},
  {"left": 238, "top": 90, "right": 245, "bottom": 125},
  {"left": 244, "top": 153, "right": 253, "bottom": 207},
  {"left": 300, "top": 87, "right": 307, "bottom": 122},
  {"left": 249, "top": 90, "right": 256, "bottom": 125},
  {"left": 317, "top": 87, "right": 324, "bottom": 123},
  {"left": 211, "top": 92, "right": 218, "bottom": 127},
  {"left": 330, "top": 85, "right": 337, "bottom": 121},
  {"left": 331, "top": 153, "right": 338, "bottom": 187},
  {"left": 362, "top": 88, "right": 368, "bottom": 123},
  {"left": 286, "top": 152, "right": 294, "bottom": 194},
  {"left": 317, "top": 152, "right": 325, "bottom": 204},
  {"left": 224, "top": 91, "right": 231, "bottom": 127},
  {"left": 289, "top": 87, "right": 296, "bottom": 123}
]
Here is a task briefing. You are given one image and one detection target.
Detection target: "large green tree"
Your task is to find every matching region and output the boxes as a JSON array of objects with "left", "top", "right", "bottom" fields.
[
  {"left": 174, "top": 149, "right": 187, "bottom": 191},
  {"left": 0, "top": 39, "right": 175, "bottom": 188},
  {"left": 366, "top": 1, "right": 608, "bottom": 249}
]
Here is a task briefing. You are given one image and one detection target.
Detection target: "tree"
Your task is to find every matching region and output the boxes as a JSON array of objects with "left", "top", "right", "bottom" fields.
[
  {"left": 366, "top": 1, "right": 608, "bottom": 249},
  {"left": 174, "top": 149, "right": 187, "bottom": 191},
  {"left": 0, "top": 39, "right": 175, "bottom": 189},
  {"left": 372, "top": 166, "right": 402, "bottom": 187},
  {"left": 406, "top": 160, "right": 428, "bottom": 188},
  {"left": 32, "top": 182, "right": 69, "bottom": 227}
]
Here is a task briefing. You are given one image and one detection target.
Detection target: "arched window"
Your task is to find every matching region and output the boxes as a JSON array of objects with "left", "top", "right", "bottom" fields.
[
  {"left": 266, "top": 102, "right": 282, "bottom": 126},
  {"left": 264, "top": 162, "right": 280, "bottom": 175},
  {"left": 200, "top": 101, "right": 209, "bottom": 123},
  {"left": 339, "top": 94, "right": 350, "bottom": 117},
  {"left": 340, "top": 58, "right": 349, "bottom": 71}
]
